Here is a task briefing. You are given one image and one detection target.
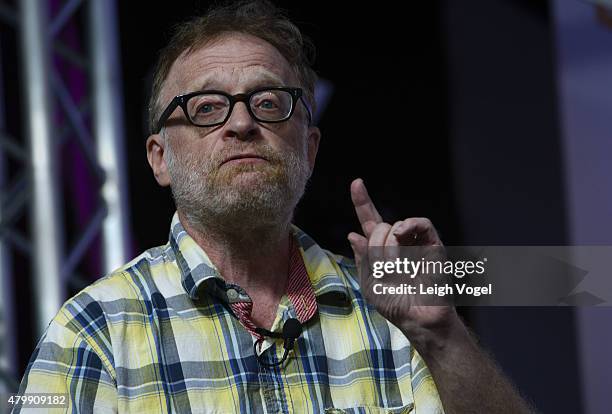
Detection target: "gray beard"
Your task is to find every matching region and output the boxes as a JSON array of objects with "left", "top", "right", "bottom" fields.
[{"left": 165, "top": 137, "right": 311, "bottom": 239}]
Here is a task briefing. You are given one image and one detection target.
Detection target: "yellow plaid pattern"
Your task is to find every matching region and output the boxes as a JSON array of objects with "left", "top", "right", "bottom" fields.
[{"left": 14, "top": 213, "right": 443, "bottom": 413}]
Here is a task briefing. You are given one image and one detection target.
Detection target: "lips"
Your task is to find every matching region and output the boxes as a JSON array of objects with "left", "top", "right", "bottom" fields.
[{"left": 221, "top": 153, "right": 269, "bottom": 165}]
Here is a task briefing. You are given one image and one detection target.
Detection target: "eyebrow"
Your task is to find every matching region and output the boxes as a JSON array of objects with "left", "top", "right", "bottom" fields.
[{"left": 193, "top": 71, "right": 287, "bottom": 93}]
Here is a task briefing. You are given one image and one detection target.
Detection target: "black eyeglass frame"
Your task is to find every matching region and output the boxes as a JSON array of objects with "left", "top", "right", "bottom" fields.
[{"left": 154, "top": 86, "right": 312, "bottom": 134}]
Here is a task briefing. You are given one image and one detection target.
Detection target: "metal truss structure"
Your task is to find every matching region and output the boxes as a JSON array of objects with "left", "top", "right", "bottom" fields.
[{"left": 0, "top": 0, "right": 130, "bottom": 391}]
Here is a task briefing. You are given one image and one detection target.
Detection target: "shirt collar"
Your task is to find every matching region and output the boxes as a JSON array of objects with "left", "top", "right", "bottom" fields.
[{"left": 169, "top": 212, "right": 350, "bottom": 305}]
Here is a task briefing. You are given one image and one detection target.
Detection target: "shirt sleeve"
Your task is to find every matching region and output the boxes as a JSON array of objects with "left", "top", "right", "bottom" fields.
[
  {"left": 411, "top": 347, "right": 445, "bottom": 414},
  {"left": 13, "top": 315, "right": 117, "bottom": 413}
]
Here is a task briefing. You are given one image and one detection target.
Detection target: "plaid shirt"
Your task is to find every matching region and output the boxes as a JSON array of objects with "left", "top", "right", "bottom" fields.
[{"left": 15, "top": 213, "right": 443, "bottom": 413}]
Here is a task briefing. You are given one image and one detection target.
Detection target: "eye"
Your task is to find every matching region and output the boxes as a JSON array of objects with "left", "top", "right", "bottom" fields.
[
  {"left": 252, "top": 91, "right": 282, "bottom": 111},
  {"left": 188, "top": 94, "right": 228, "bottom": 120},
  {"left": 198, "top": 103, "right": 215, "bottom": 113},
  {"left": 258, "top": 99, "right": 278, "bottom": 110}
]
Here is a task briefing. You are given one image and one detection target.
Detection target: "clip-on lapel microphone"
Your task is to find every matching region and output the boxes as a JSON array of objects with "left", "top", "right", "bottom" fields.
[{"left": 254, "top": 318, "right": 303, "bottom": 367}]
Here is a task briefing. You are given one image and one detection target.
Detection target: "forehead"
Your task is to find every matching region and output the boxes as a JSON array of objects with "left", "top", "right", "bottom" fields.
[{"left": 163, "top": 33, "right": 297, "bottom": 99}]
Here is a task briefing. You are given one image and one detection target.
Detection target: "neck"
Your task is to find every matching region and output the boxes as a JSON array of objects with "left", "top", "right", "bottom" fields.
[{"left": 178, "top": 210, "right": 292, "bottom": 297}]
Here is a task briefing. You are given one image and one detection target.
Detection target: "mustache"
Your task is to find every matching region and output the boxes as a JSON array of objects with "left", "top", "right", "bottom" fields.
[{"left": 212, "top": 143, "right": 285, "bottom": 167}]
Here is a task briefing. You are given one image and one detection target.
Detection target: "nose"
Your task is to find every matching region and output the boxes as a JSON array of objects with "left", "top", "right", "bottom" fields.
[{"left": 223, "top": 101, "right": 259, "bottom": 141}]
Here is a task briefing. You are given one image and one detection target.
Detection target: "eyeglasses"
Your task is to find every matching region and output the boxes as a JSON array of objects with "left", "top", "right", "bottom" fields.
[{"left": 154, "top": 86, "right": 312, "bottom": 134}]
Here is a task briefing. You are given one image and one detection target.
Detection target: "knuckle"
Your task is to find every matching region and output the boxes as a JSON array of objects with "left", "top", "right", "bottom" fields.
[
  {"left": 392, "top": 221, "right": 403, "bottom": 229},
  {"left": 402, "top": 218, "right": 417, "bottom": 228},
  {"left": 374, "top": 222, "right": 391, "bottom": 232}
]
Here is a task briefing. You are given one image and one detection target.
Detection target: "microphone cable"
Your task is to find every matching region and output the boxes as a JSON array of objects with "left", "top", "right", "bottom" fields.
[{"left": 253, "top": 318, "right": 303, "bottom": 368}]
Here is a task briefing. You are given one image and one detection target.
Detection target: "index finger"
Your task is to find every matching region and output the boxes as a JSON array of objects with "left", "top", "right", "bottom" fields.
[{"left": 350, "top": 178, "right": 383, "bottom": 237}]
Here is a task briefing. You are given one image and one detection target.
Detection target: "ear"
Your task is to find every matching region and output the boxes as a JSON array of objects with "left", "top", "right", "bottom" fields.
[
  {"left": 306, "top": 125, "right": 321, "bottom": 173},
  {"left": 146, "top": 134, "right": 171, "bottom": 187}
]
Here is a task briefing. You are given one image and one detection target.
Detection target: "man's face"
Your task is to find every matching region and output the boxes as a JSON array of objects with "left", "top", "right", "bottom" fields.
[{"left": 147, "top": 33, "right": 320, "bottom": 233}]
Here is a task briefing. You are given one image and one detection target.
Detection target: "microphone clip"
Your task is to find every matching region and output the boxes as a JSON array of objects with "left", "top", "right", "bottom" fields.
[{"left": 254, "top": 318, "right": 303, "bottom": 368}]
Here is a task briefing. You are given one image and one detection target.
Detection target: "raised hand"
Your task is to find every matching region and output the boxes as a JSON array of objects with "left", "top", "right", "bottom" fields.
[{"left": 347, "top": 178, "right": 457, "bottom": 332}]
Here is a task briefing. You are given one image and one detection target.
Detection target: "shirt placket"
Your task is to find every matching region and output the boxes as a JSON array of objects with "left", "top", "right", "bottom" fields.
[
  {"left": 226, "top": 286, "right": 288, "bottom": 413},
  {"left": 220, "top": 237, "right": 317, "bottom": 414},
  {"left": 259, "top": 349, "right": 285, "bottom": 413}
]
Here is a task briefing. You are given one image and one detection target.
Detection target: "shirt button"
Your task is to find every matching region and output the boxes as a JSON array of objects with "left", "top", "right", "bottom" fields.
[{"left": 226, "top": 288, "right": 239, "bottom": 301}]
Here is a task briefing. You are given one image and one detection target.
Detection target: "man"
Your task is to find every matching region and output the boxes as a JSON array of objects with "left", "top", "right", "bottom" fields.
[{"left": 15, "top": 1, "right": 533, "bottom": 413}]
